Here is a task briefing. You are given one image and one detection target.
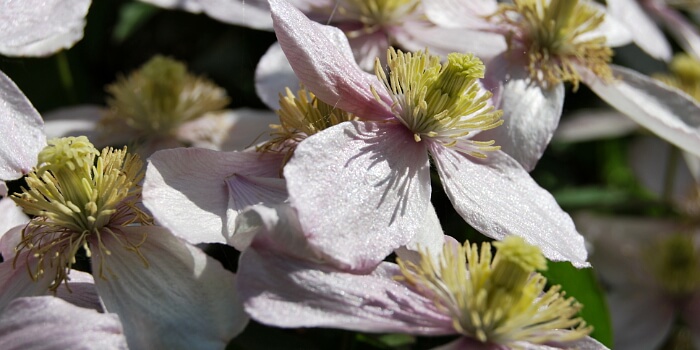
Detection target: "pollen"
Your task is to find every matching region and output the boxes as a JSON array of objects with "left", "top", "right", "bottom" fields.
[
  {"left": 396, "top": 236, "right": 591, "bottom": 346},
  {"left": 495, "top": 0, "right": 614, "bottom": 90},
  {"left": 12, "top": 137, "right": 151, "bottom": 290},
  {"left": 373, "top": 48, "right": 502, "bottom": 153},
  {"left": 257, "top": 87, "right": 356, "bottom": 165},
  {"left": 102, "top": 55, "right": 230, "bottom": 141}
]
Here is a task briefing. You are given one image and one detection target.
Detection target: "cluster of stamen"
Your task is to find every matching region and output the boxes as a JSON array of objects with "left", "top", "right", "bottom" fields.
[
  {"left": 332, "top": 0, "right": 419, "bottom": 37},
  {"left": 645, "top": 234, "right": 700, "bottom": 296},
  {"left": 103, "top": 55, "right": 229, "bottom": 141},
  {"left": 12, "top": 136, "right": 151, "bottom": 290},
  {"left": 258, "top": 87, "right": 356, "bottom": 164},
  {"left": 495, "top": 0, "right": 613, "bottom": 90},
  {"left": 396, "top": 236, "right": 591, "bottom": 346},
  {"left": 373, "top": 48, "right": 502, "bottom": 157}
]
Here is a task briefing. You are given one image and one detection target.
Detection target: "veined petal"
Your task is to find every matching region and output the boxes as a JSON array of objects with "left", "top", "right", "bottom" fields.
[
  {"left": 225, "top": 175, "right": 287, "bottom": 243},
  {"left": 582, "top": 64, "right": 700, "bottom": 159},
  {"left": 430, "top": 145, "right": 589, "bottom": 267},
  {"left": 92, "top": 225, "right": 248, "bottom": 350},
  {"left": 0, "top": 199, "right": 28, "bottom": 258},
  {"left": 347, "top": 31, "right": 390, "bottom": 72},
  {"left": 141, "top": 0, "right": 274, "bottom": 30},
  {"left": 554, "top": 109, "right": 639, "bottom": 142},
  {"left": 478, "top": 58, "right": 565, "bottom": 172},
  {"left": 423, "top": 0, "right": 498, "bottom": 30},
  {"left": 607, "top": 0, "right": 671, "bottom": 61},
  {"left": 238, "top": 250, "right": 454, "bottom": 334},
  {"left": 608, "top": 290, "right": 675, "bottom": 350},
  {"left": 268, "top": 0, "right": 394, "bottom": 120},
  {"left": 178, "top": 109, "right": 279, "bottom": 151},
  {"left": 255, "top": 43, "right": 300, "bottom": 110},
  {"left": 396, "top": 25, "right": 506, "bottom": 63},
  {"left": 55, "top": 270, "right": 102, "bottom": 312},
  {"left": 284, "top": 121, "right": 431, "bottom": 271},
  {"left": 0, "top": 251, "right": 54, "bottom": 312},
  {"left": 143, "top": 147, "right": 284, "bottom": 244},
  {"left": 0, "top": 296, "right": 127, "bottom": 350},
  {"left": 0, "top": 0, "right": 90, "bottom": 56},
  {"left": 0, "top": 71, "right": 45, "bottom": 181}
]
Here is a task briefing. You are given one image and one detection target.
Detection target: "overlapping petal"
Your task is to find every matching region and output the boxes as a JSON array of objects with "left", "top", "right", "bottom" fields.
[{"left": 140, "top": 0, "right": 273, "bottom": 30}]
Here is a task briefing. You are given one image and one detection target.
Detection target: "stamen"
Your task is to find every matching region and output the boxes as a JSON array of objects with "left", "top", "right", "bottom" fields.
[
  {"left": 323, "top": 0, "right": 419, "bottom": 37},
  {"left": 396, "top": 236, "right": 591, "bottom": 346}
]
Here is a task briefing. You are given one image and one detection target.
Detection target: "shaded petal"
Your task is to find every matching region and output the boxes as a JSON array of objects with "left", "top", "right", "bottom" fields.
[
  {"left": 581, "top": 1, "right": 632, "bottom": 47},
  {"left": 651, "top": 4, "right": 700, "bottom": 61},
  {"left": 554, "top": 109, "right": 639, "bottom": 142},
  {"left": 0, "top": 296, "right": 127, "bottom": 350},
  {"left": 347, "top": 31, "right": 389, "bottom": 72},
  {"left": 141, "top": 0, "right": 274, "bottom": 30},
  {"left": 0, "top": 71, "right": 45, "bottom": 181},
  {"left": 607, "top": 0, "right": 671, "bottom": 61},
  {"left": 479, "top": 58, "right": 564, "bottom": 171},
  {"left": 0, "top": 199, "right": 28, "bottom": 255},
  {"left": 0, "top": 0, "right": 90, "bottom": 56},
  {"left": 0, "top": 251, "right": 54, "bottom": 312},
  {"left": 284, "top": 121, "right": 431, "bottom": 271},
  {"left": 92, "top": 226, "right": 248, "bottom": 349},
  {"left": 224, "top": 175, "right": 287, "bottom": 243},
  {"left": 582, "top": 64, "right": 700, "bottom": 159},
  {"left": 41, "top": 105, "right": 114, "bottom": 146},
  {"left": 423, "top": 0, "right": 498, "bottom": 29},
  {"left": 430, "top": 145, "right": 588, "bottom": 267},
  {"left": 629, "top": 136, "right": 695, "bottom": 201},
  {"left": 608, "top": 290, "right": 675, "bottom": 350},
  {"left": 394, "top": 203, "right": 446, "bottom": 267},
  {"left": 55, "top": 270, "right": 102, "bottom": 312},
  {"left": 269, "top": 0, "right": 394, "bottom": 120},
  {"left": 396, "top": 24, "right": 506, "bottom": 62},
  {"left": 238, "top": 249, "right": 455, "bottom": 334},
  {"left": 178, "top": 109, "right": 278, "bottom": 151},
  {"left": 143, "top": 147, "right": 284, "bottom": 244},
  {"left": 255, "top": 43, "right": 300, "bottom": 110}
]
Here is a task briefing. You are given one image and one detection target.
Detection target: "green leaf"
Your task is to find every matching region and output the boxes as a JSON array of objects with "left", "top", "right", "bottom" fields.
[{"left": 541, "top": 261, "right": 613, "bottom": 347}]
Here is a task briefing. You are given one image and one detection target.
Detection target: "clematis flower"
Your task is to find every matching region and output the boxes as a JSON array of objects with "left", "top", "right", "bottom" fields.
[
  {"left": 424, "top": 0, "right": 700, "bottom": 172},
  {"left": 43, "top": 55, "right": 277, "bottom": 157},
  {"left": 235, "top": 204, "right": 604, "bottom": 349},
  {"left": 576, "top": 213, "right": 700, "bottom": 350},
  {"left": 0, "top": 0, "right": 90, "bottom": 57},
  {"left": 269, "top": 0, "right": 589, "bottom": 270},
  {"left": 0, "top": 137, "right": 248, "bottom": 349}
]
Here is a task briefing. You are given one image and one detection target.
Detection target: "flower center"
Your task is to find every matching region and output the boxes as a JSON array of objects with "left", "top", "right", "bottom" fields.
[
  {"left": 12, "top": 137, "right": 151, "bottom": 290},
  {"left": 397, "top": 236, "right": 591, "bottom": 346},
  {"left": 334, "top": 0, "right": 419, "bottom": 37},
  {"left": 258, "top": 87, "right": 356, "bottom": 164},
  {"left": 645, "top": 234, "right": 700, "bottom": 296},
  {"left": 103, "top": 55, "right": 229, "bottom": 141},
  {"left": 372, "top": 48, "right": 502, "bottom": 156},
  {"left": 495, "top": 0, "right": 613, "bottom": 90}
]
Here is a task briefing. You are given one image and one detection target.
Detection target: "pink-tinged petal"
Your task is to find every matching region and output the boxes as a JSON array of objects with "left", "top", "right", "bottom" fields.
[
  {"left": 143, "top": 147, "right": 284, "bottom": 244},
  {"left": 55, "top": 270, "right": 102, "bottom": 312},
  {"left": 0, "top": 182, "right": 6, "bottom": 197},
  {"left": 554, "top": 109, "right": 639, "bottom": 142},
  {"left": 607, "top": 0, "right": 671, "bottom": 61},
  {"left": 0, "top": 199, "right": 28, "bottom": 252},
  {"left": 178, "top": 109, "right": 278, "bottom": 151},
  {"left": 347, "top": 31, "right": 389, "bottom": 72},
  {"left": 0, "top": 226, "right": 22, "bottom": 261},
  {"left": 284, "top": 121, "right": 431, "bottom": 271},
  {"left": 92, "top": 226, "right": 248, "bottom": 349},
  {"left": 238, "top": 249, "right": 455, "bottom": 334},
  {"left": 608, "top": 290, "right": 675, "bottom": 350},
  {"left": 423, "top": 0, "right": 498, "bottom": 29},
  {"left": 224, "top": 175, "right": 287, "bottom": 242},
  {"left": 650, "top": 4, "right": 700, "bottom": 61},
  {"left": 255, "top": 43, "right": 300, "bottom": 110},
  {"left": 629, "top": 136, "right": 695, "bottom": 201},
  {"left": 430, "top": 145, "right": 588, "bottom": 267},
  {"left": 516, "top": 336, "right": 610, "bottom": 350},
  {"left": 0, "top": 71, "right": 45, "bottom": 181},
  {"left": 394, "top": 204, "right": 445, "bottom": 267},
  {"left": 269, "top": 0, "right": 394, "bottom": 120},
  {"left": 582, "top": 64, "right": 700, "bottom": 159},
  {"left": 580, "top": 1, "right": 632, "bottom": 47},
  {"left": 478, "top": 58, "right": 564, "bottom": 171},
  {"left": 41, "top": 105, "right": 126, "bottom": 147},
  {"left": 141, "top": 0, "right": 274, "bottom": 30},
  {"left": 0, "top": 251, "right": 54, "bottom": 312},
  {"left": 0, "top": 296, "right": 127, "bottom": 350},
  {"left": 396, "top": 24, "right": 506, "bottom": 62},
  {"left": 0, "top": 0, "right": 90, "bottom": 56}
]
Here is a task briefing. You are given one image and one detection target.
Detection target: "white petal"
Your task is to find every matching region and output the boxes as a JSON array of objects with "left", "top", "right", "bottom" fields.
[
  {"left": 41, "top": 105, "right": 120, "bottom": 147},
  {"left": 430, "top": 145, "right": 589, "bottom": 267},
  {"left": 423, "top": 0, "right": 497, "bottom": 29},
  {"left": 143, "top": 147, "right": 284, "bottom": 244},
  {"left": 0, "top": 251, "right": 54, "bottom": 312},
  {"left": 554, "top": 109, "right": 639, "bottom": 142},
  {"left": 629, "top": 136, "right": 695, "bottom": 201},
  {"left": 0, "top": 296, "right": 127, "bottom": 350},
  {"left": 224, "top": 174, "right": 287, "bottom": 242},
  {"left": 606, "top": 0, "right": 671, "bottom": 60},
  {"left": 583, "top": 64, "right": 700, "bottom": 159},
  {"left": 394, "top": 203, "right": 446, "bottom": 267},
  {"left": 580, "top": 1, "right": 632, "bottom": 47},
  {"left": 255, "top": 43, "right": 300, "bottom": 110},
  {"left": 0, "top": 0, "right": 90, "bottom": 56},
  {"left": 55, "top": 270, "right": 102, "bottom": 312},
  {"left": 0, "top": 199, "right": 28, "bottom": 257},
  {"left": 141, "top": 0, "right": 274, "bottom": 30},
  {"left": 92, "top": 226, "right": 248, "bottom": 349},
  {"left": 396, "top": 24, "right": 506, "bottom": 62},
  {"left": 178, "top": 109, "right": 279, "bottom": 151},
  {"left": 0, "top": 71, "right": 45, "bottom": 181},
  {"left": 608, "top": 290, "right": 675, "bottom": 350},
  {"left": 652, "top": 4, "right": 700, "bottom": 61},
  {"left": 284, "top": 121, "right": 431, "bottom": 271}
]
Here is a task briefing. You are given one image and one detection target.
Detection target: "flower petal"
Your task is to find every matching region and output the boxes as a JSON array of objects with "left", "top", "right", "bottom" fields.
[
  {"left": 92, "top": 225, "right": 248, "bottom": 349},
  {"left": 608, "top": 290, "right": 675, "bottom": 350},
  {"left": 582, "top": 64, "right": 700, "bottom": 159},
  {"left": 238, "top": 249, "right": 454, "bottom": 334},
  {"left": 55, "top": 270, "right": 102, "bottom": 312},
  {"left": 268, "top": 0, "right": 394, "bottom": 120},
  {"left": 41, "top": 105, "right": 114, "bottom": 146},
  {"left": 0, "top": 199, "right": 28, "bottom": 258},
  {"left": 178, "top": 109, "right": 278, "bottom": 151},
  {"left": 284, "top": 121, "right": 431, "bottom": 271},
  {"left": 396, "top": 24, "right": 506, "bottom": 63},
  {"left": 0, "top": 296, "right": 128, "bottom": 350},
  {"left": 224, "top": 174, "right": 287, "bottom": 242},
  {"left": 581, "top": 1, "right": 632, "bottom": 47},
  {"left": 423, "top": 0, "right": 498, "bottom": 29},
  {"left": 0, "top": 251, "right": 54, "bottom": 312},
  {"left": 606, "top": 0, "right": 671, "bottom": 61},
  {"left": 651, "top": 4, "right": 700, "bottom": 61},
  {"left": 0, "top": 71, "right": 45, "bottom": 181},
  {"left": 0, "top": 0, "right": 90, "bottom": 56},
  {"left": 141, "top": 0, "right": 274, "bottom": 30},
  {"left": 255, "top": 43, "right": 300, "bottom": 110},
  {"left": 143, "top": 147, "right": 284, "bottom": 244},
  {"left": 554, "top": 109, "right": 639, "bottom": 143},
  {"left": 430, "top": 145, "right": 589, "bottom": 267},
  {"left": 629, "top": 136, "right": 695, "bottom": 202}
]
